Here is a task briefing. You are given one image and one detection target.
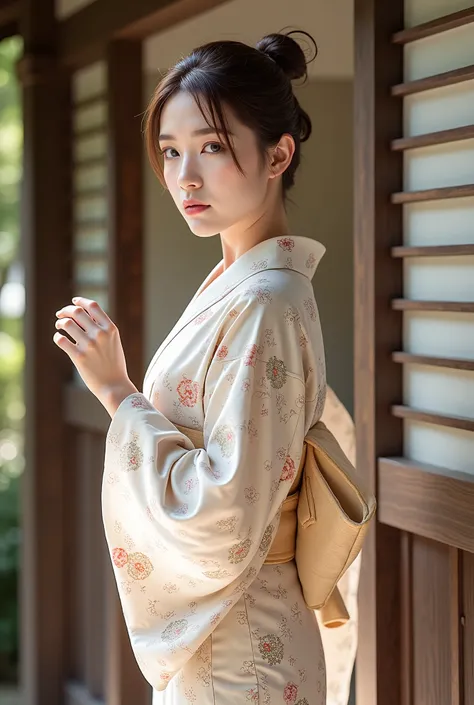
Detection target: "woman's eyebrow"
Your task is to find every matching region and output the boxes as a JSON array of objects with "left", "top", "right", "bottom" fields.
[{"left": 158, "top": 127, "right": 234, "bottom": 141}]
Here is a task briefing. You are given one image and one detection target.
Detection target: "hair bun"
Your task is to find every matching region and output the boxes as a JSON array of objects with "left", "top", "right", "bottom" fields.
[{"left": 256, "top": 30, "right": 318, "bottom": 81}]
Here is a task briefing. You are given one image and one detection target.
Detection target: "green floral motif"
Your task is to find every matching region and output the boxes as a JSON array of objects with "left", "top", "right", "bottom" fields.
[
  {"left": 215, "top": 425, "right": 236, "bottom": 457},
  {"left": 119, "top": 435, "right": 143, "bottom": 472},
  {"left": 161, "top": 618, "right": 189, "bottom": 642},
  {"left": 228, "top": 538, "right": 252, "bottom": 564},
  {"left": 258, "top": 634, "right": 284, "bottom": 665},
  {"left": 265, "top": 356, "right": 287, "bottom": 389}
]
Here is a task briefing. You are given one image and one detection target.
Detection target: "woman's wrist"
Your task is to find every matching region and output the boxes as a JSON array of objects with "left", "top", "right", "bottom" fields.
[{"left": 101, "top": 379, "right": 139, "bottom": 418}]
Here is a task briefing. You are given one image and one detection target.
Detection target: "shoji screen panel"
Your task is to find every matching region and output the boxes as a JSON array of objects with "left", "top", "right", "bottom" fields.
[
  {"left": 71, "top": 62, "right": 109, "bottom": 386},
  {"left": 72, "top": 62, "right": 109, "bottom": 312},
  {"left": 386, "top": 4, "right": 474, "bottom": 485}
]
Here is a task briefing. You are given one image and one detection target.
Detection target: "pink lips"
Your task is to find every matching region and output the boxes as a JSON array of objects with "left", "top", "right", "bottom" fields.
[{"left": 185, "top": 205, "right": 210, "bottom": 215}]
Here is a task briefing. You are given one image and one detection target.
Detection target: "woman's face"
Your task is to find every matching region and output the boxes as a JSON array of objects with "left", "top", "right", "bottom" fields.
[{"left": 158, "top": 90, "right": 276, "bottom": 238}]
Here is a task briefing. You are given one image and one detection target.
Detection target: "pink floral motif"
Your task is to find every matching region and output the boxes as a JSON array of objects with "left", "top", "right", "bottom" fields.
[
  {"left": 229, "top": 308, "right": 239, "bottom": 318},
  {"left": 112, "top": 547, "right": 128, "bottom": 568},
  {"left": 277, "top": 237, "right": 295, "bottom": 252},
  {"left": 280, "top": 455, "right": 296, "bottom": 482},
  {"left": 127, "top": 551, "right": 153, "bottom": 580},
  {"left": 284, "top": 682, "right": 299, "bottom": 703},
  {"left": 194, "top": 309, "right": 213, "bottom": 325},
  {"left": 216, "top": 344, "right": 228, "bottom": 360},
  {"left": 246, "top": 687, "right": 259, "bottom": 701},
  {"left": 131, "top": 395, "right": 153, "bottom": 410},
  {"left": 244, "top": 343, "right": 259, "bottom": 367},
  {"left": 160, "top": 672, "right": 172, "bottom": 683},
  {"left": 228, "top": 537, "right": 252, "bottom": 564},
  {"left": 177, "top": 377, "right": 199, "bottom": 407}
]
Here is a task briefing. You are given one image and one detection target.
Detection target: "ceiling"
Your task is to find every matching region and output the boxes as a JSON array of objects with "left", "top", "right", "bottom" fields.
[{"left": 57, "top": 0, "right": 354, "bottom": 78}]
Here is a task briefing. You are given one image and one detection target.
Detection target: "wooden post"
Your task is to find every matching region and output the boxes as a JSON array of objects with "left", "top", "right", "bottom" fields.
[
  {"left": 105, "top": 39, "right": 149, "bottom": 705},
  {"left": 18, "top": 1, "right": 73, "bottom": 704},
  {"left": 354, "top": 0, "right": 405, "bottom": 703}
]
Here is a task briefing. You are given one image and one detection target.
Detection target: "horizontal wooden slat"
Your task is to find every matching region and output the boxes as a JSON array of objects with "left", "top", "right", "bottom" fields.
[
  {"left": 72, "top": 93, "right": 107, "bottom": 111},
  {"left": 391, "top": 125, "right": 474, "bottom": 151},
  {"left": 378, "top": 457, "right": 474, "bottom": 553},
  {"left": 392, "top": 404, "right": 474, "bottom": 432},
  {"left": 393, "top": 6, "right": 474, "bottom": 44},
  {"left": 392, "top": 64, "right": 474, "bottom": 97},
  {"left": 392, "top": 299, "right": 474, "bottom": 313},
  {"left": 391, "top": 244, "right": 474, "bottom": 257},
  {"left": 392, "top": 351, "right": 474, "bottom": 371},
  {"left": 73, "top": 250, "right": 108, "bottom": 262},
  {"left": 65, "top": 383, "right": 110, "bottom": 433},
  {"left": 74, "top": 156, "right": 107, "bottom": 170},
  {"left": 74, "top": 217, "right": 107, "bottom": 229},
  {"left": 74, "top": 125, "right": 107, "bottom": 141},
  {"left": 74, "top": 187, "right": 108, "bottom": 200},
  {"left": 391, "top": 184, "right": 474, "bottom": 204}
]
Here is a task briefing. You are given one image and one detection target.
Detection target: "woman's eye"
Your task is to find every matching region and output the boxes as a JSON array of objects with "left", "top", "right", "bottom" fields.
[
  {"left": 161, "top": 147, "right": 179, "bottom": 159},
  {"left": 204, "top": 142, "right": 223, "bottom": 154}
]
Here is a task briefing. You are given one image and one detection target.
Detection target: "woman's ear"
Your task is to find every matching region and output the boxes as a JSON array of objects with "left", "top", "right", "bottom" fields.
[{"left": 268, "top": 134, "right": 295, "bottom": 179}]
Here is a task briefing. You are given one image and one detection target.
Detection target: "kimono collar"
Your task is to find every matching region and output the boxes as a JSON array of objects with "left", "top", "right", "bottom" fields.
[
  {"left": 146, "top": 236, "right": 325, "bottom": 373},
  {"left": 192, "top": 235, "right": 325, "bottom": 312}
]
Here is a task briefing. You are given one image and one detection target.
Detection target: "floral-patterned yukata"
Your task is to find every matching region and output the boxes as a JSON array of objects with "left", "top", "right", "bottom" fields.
[{"left": 102, "top": 235, "right": 329, "bottom": 704}]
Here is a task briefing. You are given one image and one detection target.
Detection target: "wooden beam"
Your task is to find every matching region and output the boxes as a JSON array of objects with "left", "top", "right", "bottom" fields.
[
  {"left": 378, "top": 458, "right": 474, "bottom": 553},
  {"left": 58, "top": 0, "right": 231, "bottom": 69},
  {"left": 354, "top": 0, "right": 404, "bottom": 703}
]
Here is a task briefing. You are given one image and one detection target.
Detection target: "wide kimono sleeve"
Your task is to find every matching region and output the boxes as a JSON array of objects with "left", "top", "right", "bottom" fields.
[{"left": 101, "top": 293, "right": 325, "bottom": 690}]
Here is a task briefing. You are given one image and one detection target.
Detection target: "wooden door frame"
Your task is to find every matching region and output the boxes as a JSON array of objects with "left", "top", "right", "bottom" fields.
[{"left": 353, "top": 0, "right": 404, "bottom": 703}]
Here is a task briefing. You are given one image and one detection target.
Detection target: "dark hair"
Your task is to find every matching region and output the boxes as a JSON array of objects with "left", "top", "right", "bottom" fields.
[{"left": 144, "top": 29, "right": 318, "bottom": 204}]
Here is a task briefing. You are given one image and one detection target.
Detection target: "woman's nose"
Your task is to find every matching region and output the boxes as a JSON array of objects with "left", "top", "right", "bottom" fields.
[{"left": 177, "top": 159, "right": 203, "bottom": 191}]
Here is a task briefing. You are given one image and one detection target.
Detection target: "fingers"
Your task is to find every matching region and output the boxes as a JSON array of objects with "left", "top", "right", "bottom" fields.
[
  {"left": 54, "top": 316, "right": 89, "bottom": 346},
  {"left": 72, "top": 296, "right": 113, "bottom": 329}
]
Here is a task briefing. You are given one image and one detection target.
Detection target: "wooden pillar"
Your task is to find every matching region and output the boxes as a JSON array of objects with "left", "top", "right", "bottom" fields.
[
  {"left": 105, "top": 39, "right": 150, "bottom": 705},
  {"left": 353, "top": 0, "right": 404, "bottom": 704},
  {"left": 18, "top": 1, "right": 73, "bottom": 704}
]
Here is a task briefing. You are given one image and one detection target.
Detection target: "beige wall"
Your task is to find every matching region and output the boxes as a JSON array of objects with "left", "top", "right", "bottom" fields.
[{"left": 143, "top": 74, "right": 354, "bottom": 413}]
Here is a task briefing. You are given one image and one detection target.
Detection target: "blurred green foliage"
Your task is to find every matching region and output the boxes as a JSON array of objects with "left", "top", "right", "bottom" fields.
[{"left": 0, "top": 34, "right": 23, "bottom": 684}]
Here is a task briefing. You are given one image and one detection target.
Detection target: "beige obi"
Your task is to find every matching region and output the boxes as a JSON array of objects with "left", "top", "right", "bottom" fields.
[{"left": 176, "top": 424, "right": 349, "bottom": 629}]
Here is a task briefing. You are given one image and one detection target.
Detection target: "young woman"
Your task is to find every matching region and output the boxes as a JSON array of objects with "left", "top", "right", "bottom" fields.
[{"left": 53, "top": 30, "right": 351, "bottom": 704}]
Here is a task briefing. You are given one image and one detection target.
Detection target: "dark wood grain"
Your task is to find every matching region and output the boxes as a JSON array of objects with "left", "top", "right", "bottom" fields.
[
  {"left": 391, "top": 404, "right": 474, "bottom": 432},
  {"left": 393, "top": 6, "right": 474, "bottom": 44},
  {"left": 392, "top": 64, "right": 474, "bottom": 97},
  {"left": 464, "top": 553, "right": 474, "bottom": 703},
  {"left": 391, "top": 244, "right": 474, "bottom": 257},
  {"left": 378, "top": 458, "right": 474, "bottom": 552},
  {"left": 392, "top": 299, "right": 474, "bottom": 313},
  {"left": 106, "top": 39, "right": 151, "bottom": 705},
  {"left": 392, "top": 351, "right": 474, "bottom": 371},
  {"left": 354, "top": 1, "right": 404, "bottom": 703},
  {"left": 20, "top": 2, "right": 73, "bottom": 702},
  {"left": 412, "top": 539, "right": 452, "bottom": 704},
  {"left": 392, "top": 184, "right": 474, "bottom": 204},
  {"left": 391, "top": 124, "right": 474, "bottom": 151}
]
